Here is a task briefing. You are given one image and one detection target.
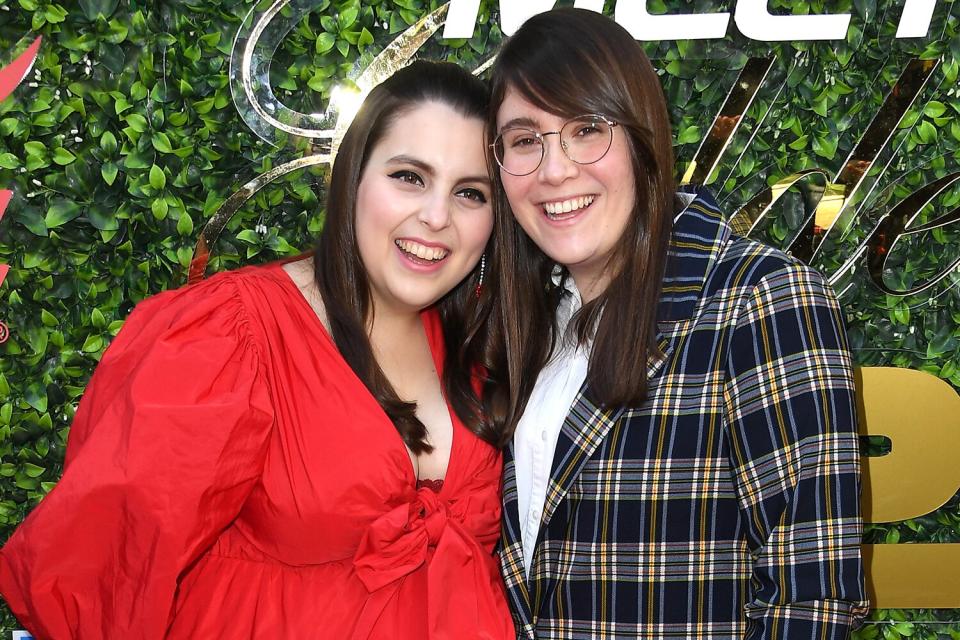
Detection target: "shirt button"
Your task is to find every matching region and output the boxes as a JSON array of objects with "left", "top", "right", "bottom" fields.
[{"left": 540, "top": 430, "right": 548, "bottom": 442}]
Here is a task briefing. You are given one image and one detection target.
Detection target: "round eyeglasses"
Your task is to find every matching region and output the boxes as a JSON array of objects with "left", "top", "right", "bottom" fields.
[{"left": 491, "top": 114, "right": 619, "bottom": 177}]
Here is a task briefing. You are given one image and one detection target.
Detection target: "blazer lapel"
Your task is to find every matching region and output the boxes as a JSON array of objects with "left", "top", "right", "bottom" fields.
[
  {"left": 537, "top": 340, "right": 671, "bottom": 536},
  {"left": 526, "top": 336, "right": 673, "bottom": 618},
  {"left": 499, "top": 441, "right": 536, "bottom": 639}
]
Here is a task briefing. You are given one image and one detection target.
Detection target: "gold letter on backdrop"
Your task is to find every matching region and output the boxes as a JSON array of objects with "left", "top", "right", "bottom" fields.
[{"left": 858, "top": 366, "right": 960, "bottom": 607}]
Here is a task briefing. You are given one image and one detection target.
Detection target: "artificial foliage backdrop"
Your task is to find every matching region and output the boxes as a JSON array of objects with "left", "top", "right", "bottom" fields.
[{"left": 2, "top": 0, "right": 960, "bottom": 636}]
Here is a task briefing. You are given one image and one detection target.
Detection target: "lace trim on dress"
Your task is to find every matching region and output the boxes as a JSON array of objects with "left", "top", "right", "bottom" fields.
[{"left": 415, "top": 478, "right": 444, "bottom": 493}]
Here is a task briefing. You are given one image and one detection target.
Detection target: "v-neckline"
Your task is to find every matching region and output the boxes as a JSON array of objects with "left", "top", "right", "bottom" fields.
[{"left": 271, "top": 261, "right": 458, "bottom": 493}]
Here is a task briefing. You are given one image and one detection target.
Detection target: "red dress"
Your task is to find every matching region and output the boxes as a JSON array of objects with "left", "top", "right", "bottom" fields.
[{"left": 0, "top": 263, "right": 514, "bottom": 640}]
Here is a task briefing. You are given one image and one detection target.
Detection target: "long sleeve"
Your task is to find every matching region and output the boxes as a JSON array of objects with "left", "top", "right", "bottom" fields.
[
  {"left": 0, "top": 274, "right": 275, "bottom": 639},
  {"left": 724, "top": 263, "right": 869, "bottom": 640}
]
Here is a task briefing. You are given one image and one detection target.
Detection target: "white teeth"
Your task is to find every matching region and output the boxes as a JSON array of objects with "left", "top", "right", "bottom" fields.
[
  {"left": 395, "top": 239, "right": 449, "bottom": 261},
  {"left": 543, "top": 195, "right": 595, "bottom": 216}
]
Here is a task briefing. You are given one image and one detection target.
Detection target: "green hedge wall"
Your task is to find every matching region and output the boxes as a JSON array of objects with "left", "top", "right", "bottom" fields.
[{"left": 1, "top": 0, "right": 960, "bottom": 636}]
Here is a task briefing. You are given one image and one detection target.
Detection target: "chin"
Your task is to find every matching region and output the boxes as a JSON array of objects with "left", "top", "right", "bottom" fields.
[{"left": 389, "top": 288, "right": 445, "bottom": 312}]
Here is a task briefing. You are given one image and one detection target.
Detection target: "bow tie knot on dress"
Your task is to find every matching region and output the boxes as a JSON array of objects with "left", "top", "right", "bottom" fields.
[
  {"left": 350, "top": 485, "right": 513, "bottom": 639},
  {"left": 353, "top": 487, "right": 457, "bottom": 592}
]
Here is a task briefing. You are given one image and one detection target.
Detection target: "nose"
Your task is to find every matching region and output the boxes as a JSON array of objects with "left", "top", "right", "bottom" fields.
[
  {"left": 537, "top": 133, "right": 578, "bottom": 185},
  {"left": 417, "top": 192, "right": 452, "bottom": 230}
]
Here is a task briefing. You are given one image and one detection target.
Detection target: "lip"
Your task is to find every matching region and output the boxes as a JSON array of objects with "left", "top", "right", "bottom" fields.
[
  {"left": 538, "top": 195, "right": 598, "bottom": 226},
  {"left": 395, "top": 236, "right": 450, "bottom": 251},
  {"left": 537, "top": 194, "right": 597, "bottom": 206},
  {"left": 394, "top": 241, "right": 450, "bottom": 273}
]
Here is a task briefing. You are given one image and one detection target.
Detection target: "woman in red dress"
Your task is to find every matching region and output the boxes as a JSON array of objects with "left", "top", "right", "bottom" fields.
[{"left": 0, "top": 61, "right": 515, "bottom": 639}]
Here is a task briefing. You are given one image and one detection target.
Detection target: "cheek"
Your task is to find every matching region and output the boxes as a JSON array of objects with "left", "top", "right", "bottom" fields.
[
  {"left": 355, "top": 182, "right": 398, "bottom": 250},
  {"left": 460, "top": 210, "right": 495, "bottom": 254},
  {"left": 500, "top": 174, "right": 530, "bottom": 210}
]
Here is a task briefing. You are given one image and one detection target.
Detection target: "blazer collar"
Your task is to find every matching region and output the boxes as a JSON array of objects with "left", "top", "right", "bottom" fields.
[{"left": 658, "top": 186, "right": 730, "bottom": 323}]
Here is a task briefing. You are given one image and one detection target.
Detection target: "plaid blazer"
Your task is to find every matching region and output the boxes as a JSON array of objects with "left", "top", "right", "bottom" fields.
[{"left": 500, "top": 189, "right": 869, "bottom": 639}]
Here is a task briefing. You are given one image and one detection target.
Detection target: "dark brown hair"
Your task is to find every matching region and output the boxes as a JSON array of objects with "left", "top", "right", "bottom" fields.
[
  {"left": 486, "top": 8, "right": 677, "bottom": 435},
  {"left": 315, "top": 60, "right": 503, "bottom": 452}
]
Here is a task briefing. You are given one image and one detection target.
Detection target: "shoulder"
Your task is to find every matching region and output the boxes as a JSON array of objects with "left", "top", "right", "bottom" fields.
[
  {"left": 117, "top": 261, "right": 304, "bottom": 357},
  {"left": 673, "top": 188, "right": 835, "bottom": 309},
  {"left": 720, "top": 233, "right": 815, "bottom": 282}
]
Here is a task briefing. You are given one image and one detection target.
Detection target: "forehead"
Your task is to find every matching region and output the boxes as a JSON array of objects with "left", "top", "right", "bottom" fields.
[
  {"left": 370, "top": 101, "right": 486, "bottom": 166},
  {"left": 495, "top": 87, "right": 569, "bottom": 131}
]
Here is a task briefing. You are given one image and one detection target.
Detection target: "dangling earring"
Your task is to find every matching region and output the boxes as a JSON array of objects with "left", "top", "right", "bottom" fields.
[{"left": 475, "top": 253, "right": 486, "bottom": 299}]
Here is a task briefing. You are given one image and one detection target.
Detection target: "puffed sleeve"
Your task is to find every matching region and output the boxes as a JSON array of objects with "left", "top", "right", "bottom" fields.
[
  {"left": 723, "top": 263, "right": 869, "bottom": 640},
  {"left": 0, "top": 273, "right": 275, "bottom": 639}
]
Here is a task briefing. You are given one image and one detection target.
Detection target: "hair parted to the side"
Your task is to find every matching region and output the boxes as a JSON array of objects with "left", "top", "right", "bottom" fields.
[
  {"left": 486, "top": 8, "right": 678, "bottom": 436},
  {"left": 315, "top": 59, "right": 506, "bottom": 453}
]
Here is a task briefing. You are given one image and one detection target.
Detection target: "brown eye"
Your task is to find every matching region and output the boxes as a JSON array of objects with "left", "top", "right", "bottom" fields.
[
  {"left": 389, "top": 170, "right": 424, "bottom": 187},
  {"left": 457, "top": 188, "right": 488, "bottom": 204}
]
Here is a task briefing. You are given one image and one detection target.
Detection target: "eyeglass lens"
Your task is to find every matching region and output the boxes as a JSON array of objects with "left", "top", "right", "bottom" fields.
[{"left": 496, "top": 117, "right": 614, "bottom": 176}]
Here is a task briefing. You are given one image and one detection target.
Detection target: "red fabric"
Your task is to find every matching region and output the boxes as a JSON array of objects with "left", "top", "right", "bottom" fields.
[{"left": 0, "top": 263, "right": 514, "bottom": 640}]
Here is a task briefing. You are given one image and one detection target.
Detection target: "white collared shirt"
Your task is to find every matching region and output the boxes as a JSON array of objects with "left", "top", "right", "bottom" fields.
[{"left": 514, "top": 273, "right": 592, "bottom": 577}]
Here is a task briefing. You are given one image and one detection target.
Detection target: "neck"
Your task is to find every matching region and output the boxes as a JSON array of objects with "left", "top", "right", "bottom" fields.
[
  {"left": 367, "top": 301, "right": 423, "bottom": 343},
  {"left": 568, "top": 266, "right": 612, "bottom": 304}
]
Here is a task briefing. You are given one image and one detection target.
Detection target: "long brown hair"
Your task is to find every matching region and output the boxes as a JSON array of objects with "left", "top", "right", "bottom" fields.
[
  {"left": 316, "top": 60, "right": 503, "bottom": 452},
  {"left": 486, "top": 9, "right": 678, "bottom": 436}
]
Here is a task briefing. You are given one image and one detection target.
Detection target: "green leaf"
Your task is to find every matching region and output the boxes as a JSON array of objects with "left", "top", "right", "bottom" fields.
[
  {"left": 125, "top": 113, "right": 148, "bottom": 132},
  {"left": 177, "top": 212, "right": 194, "bottom": 235},
  {"left": 923, "top": 100, "right": 947, "bottom": 118},
  {"left": 151, "top": 198, "right": 169, "bottom": 220},
  {"left": 101, "top": 162, "right": 119, "bottom": 185},
  {"left": 22, "top": 463, "right": 46, "bottom": 478},
  {"left": 315, "top": 32, "right": 336, "bottom": 54},
  {"left": 338, "top": 5, "right": 359, "bottom": 30},
  {"left": 236, "top": 229, "right": 260, "bottom": 244},
  {"left": 149, "top": 164, "right": 166, "bottom": 190},
  {"left": 917, "top": 119, "right": 937, "bottom": 145},
  {"left": 676, "top": 125, "right": 700, "bottom": 145},
  {"left": 358, "top": 27, "right": 374, "bottom": 49},
  {"left": 44, "top": 4, "right": 68, "bottom": 23},
  {"left": 40, "top": 309, "right": 58, "bottom": 327},
  {"left": 81, "top": 334, "right": 104, "bottom": 353},
  {"left": 45, "top": 200, "right": 83, "bottom": 228},
  {"left": 193, "top": 97, "right": 215, "bottom": 114},
  {"left": 100, "top": 130, "right": 118, "bottom": 154},
  {"left": 25, "top": 382, "right": 47, "bottom": 413},
  {"left": 78, "top": 0, "right": 120, "bottom": 20},
  {"left": 0, "top": 153, "right": 20, "bottom": 169},
  {"left": 152, "top": 131, "right": 174, "bottom": 153},
  {"left": 52, "top": 147, "right": 77, "bottom": 165},
  {"left": 812, "top": 134, "right": 838, "bottom": 159},
  {"left": 307, "top": 72, "right": 327, "bottom": 92},
  {"left": 24, "top": 141, "right": 47, "bottom": 157},
  {"left": 788, "top": 134, "right": 809, "bottom": 150}
]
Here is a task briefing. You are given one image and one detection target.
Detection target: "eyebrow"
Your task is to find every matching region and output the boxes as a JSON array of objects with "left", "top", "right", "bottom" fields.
[
  {"left": 499, "top": 116, "right": 540, "bottom": 131},
  {"left": 387, "top": 154, "right": 435, "bottom": 176},
  {"left": 387, "top": 154, "right": 491, "bottom": 186}
]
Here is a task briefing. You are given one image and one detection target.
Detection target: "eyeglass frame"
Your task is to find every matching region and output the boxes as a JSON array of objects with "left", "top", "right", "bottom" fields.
[{"left": 490, "top": 114, "right": 620, "bottom": 177}]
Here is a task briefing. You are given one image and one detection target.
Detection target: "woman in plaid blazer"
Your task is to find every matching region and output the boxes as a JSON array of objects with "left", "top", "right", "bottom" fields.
[{"left": 484, "top": 8, "right": 869, "bottom": 639}]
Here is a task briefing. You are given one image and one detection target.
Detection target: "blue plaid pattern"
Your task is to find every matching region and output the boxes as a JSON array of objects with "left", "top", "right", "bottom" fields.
[{"left": 500, "top": 188, "right": 869, "bottom": 639}]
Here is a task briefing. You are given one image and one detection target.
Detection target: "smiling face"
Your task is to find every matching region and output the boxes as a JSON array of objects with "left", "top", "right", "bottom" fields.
[
  {"left": 355, "top": 101, "right": 493, "bottom": 317},
  {"left": 496, "top": 88, "right": 636, "bottom": 299}
]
